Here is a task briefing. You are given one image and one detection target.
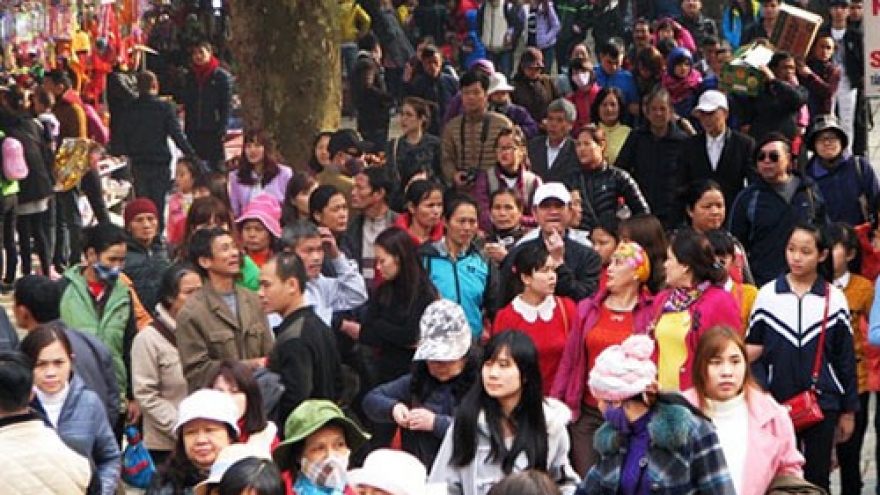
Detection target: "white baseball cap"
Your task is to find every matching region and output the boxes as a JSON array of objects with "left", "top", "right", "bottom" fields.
[
  {"left": 692, "top": 90, "right": 728, "bottom": 114},
  {"left": 173, "top": 389, "right": 241, "bottom": 436},
  {"left": 413, "top": 300, "right": 472, "bottom": 361},
  {"left": 348, "top": 449, "right": 428, "bottom": 495},
  {"left": 487, "top": 72, "right": 515, "bottom": 95},
  {"left": 533, "top": 182, "right": 572, "bottom": 207}
]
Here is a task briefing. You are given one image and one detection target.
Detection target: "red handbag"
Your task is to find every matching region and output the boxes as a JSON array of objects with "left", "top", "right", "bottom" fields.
[{"left": 782, "top": 285, "right": 830, "bottom": 433}]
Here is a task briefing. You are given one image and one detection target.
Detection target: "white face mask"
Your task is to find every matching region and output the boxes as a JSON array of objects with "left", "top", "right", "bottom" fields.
[
  {"left": 300, "top": 453, "right": 350, "bottom": 490},
  {"left": 574, "top": 72, "right": 591, "bottom": 88}
]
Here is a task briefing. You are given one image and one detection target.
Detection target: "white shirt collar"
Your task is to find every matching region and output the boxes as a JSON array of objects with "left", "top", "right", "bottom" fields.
[
  {"left": 511, "top": 295, "right": 557, "bottom": 323},
  {"left": 834, "top": 271, "right": 851, "bottom": 290}
]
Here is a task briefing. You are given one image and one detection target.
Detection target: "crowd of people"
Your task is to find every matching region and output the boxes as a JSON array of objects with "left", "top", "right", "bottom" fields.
[{"left": 0, "top": 0, "right": 876, "bottom": 494}]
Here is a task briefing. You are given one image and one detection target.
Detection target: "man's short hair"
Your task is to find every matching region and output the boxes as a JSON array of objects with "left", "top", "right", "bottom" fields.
[
  {"left": 136, "top": 71, "right": 158, "bottom": 96},
  {"left": 0, "top": 351, "right": 34, "bottom": 413},
  {"left": 459, "top": 70, "right": 490, "bottom": 92},
  {"left": 280, "top": 220, "right": 321, "bottom": 252},
  {"left": 187, "top": 227, "right": 231, "bottom": 268},
  {"left": 754, "top": 132, "right": 792, "bottom": 160},
  {"left": 271, "top": 252, "right": 308, "bottom": 291},
  {"left": 13, "top": 275, "right": 61, "bottom": 323},
  {"left": 420, "top": 44, "right": 441, "bottom": 59},
  {"left": 598, "top": 39, "right": 624, "bottom": 58},
  {"left": 358, "top": 32, "right": 380, "bottom": 52},
  {"left": 82, "top": 223, "right": 127, "bottom": 257},
  {"left": 360, "top": 167, "right": 394, "bottom": 199},
  {"left": 547, "top": 98, "right": 577, "bottom": 123}
]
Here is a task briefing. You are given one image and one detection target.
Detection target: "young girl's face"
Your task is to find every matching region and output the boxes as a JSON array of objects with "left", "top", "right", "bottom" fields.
[
  {"left": 831, "top": 243, "right": 853, "bottom": 278},
  {"left": 241, "top": 219, "right": 272, "bottom": 253},
  {"left": 175, "top": 165, "right": 194, "bottom": 193},
  {"left": 482, "top": 346, "right": 522, "bottom": 404},
  {"left": 658, "top": 27, "right": 674, "bottom": 40},
  {"left": 704, "top": 340, "right": 747, "bottom": 401},
  {"left": 785, "top": 229, "right": 826, "bottom": 279},
  {"left": 522, "top": 257, "right": 557, "bottom": 299},
  {"left": 592, "top": 228, "right": 619, "bottom": 265},
  {"left": 315, "top": 135, "right": 331, "bottom": 167},
  {"left": 244, "top": 140, "right": 266, "bottom": 164},
  {"left": 674, "top": 60, "right": 691, "bottom": 78}
]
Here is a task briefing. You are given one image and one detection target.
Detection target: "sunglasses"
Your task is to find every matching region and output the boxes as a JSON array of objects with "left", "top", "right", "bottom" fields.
[{"left": 757, "top": 150, "right": 782, "bottom": 162}]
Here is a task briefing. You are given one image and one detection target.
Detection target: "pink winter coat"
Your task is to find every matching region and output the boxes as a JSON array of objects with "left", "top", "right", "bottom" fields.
[
  {"left": 683, "top": 387, "right": 804, "bottom": 495},
  {"left": 550, "top": 288, "right": 655, "bottom": 420}
]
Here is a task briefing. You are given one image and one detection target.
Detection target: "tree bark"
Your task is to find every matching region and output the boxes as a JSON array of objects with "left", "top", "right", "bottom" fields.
[{"left": 227, "top": 0, "right": 341, "bottom": 171}]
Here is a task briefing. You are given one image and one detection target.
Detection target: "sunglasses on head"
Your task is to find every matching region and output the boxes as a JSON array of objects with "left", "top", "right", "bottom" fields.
[{"left": 757, "top": 150, "right": 782, "bottom": 162}]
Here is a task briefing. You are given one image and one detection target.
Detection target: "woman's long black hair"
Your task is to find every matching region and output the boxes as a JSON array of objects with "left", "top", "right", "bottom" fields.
[
  {"left": 374, "top": 226, "right": 438, "bottom": 314},
  {"left": 451, "top": 331, "right": 548, "bottom": 474}
]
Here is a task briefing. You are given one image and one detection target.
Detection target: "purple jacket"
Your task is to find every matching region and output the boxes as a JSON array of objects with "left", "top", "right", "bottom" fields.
[
  {"left": 550, "top": 288, "right": 655, "bottom": 420},
  {"left": 532, "top": 3, "right": 560, "bottom": 49},
  {"left": 228, "top": 165, "right": 293, "bottom": 217}
]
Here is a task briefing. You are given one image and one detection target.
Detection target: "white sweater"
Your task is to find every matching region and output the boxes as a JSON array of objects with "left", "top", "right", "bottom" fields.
[{"left": 710, "top": 393, "right": 749, "bottom": 495}]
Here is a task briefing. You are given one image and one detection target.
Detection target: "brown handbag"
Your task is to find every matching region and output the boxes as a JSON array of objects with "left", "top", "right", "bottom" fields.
[{"left": 782, "top": 285, "right": 830, "bottom": 433}]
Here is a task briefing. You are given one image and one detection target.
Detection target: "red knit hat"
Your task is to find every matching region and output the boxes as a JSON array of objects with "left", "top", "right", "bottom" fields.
[{"left": 124, "top": 198, "right": 159, "bottom": 227}]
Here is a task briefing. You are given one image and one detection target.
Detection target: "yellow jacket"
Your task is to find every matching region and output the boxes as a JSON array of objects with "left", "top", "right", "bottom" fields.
[{"left": 340, "top": 0, "right": 371, "bottom": 43}]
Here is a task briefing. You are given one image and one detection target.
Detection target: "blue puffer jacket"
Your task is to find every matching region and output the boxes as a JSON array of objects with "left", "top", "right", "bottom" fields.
[
  {"left": 33, "top": 375, "right": 121, "bottom": 495},
  {"left": 420, "top": 239, "right": 500, "bottom": 338},
  {"left": 804, "top": 153, "right": 880, "bottom": 227}
]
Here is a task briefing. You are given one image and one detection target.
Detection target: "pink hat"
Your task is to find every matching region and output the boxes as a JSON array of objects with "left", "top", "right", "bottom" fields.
[
  {"left": 589, "top": 335, "right": 657, "bottom": 402},
  {"left": 236, "top": 194, "right": 282, "bottom": 238}
]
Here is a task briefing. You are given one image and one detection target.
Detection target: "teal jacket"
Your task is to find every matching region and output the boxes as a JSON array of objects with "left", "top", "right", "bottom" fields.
[{"left": 419, "top": 239, "right": 500, "bottom": 338}]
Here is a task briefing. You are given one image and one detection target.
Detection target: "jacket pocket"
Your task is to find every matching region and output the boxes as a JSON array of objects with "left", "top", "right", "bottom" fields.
[{"left": 208, "top": 330, "right": 238, "bottom": 359}]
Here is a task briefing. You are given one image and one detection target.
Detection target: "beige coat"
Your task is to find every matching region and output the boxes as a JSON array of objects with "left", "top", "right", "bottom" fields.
[
  {"left": 176, "top": 283, "right": 274, "bottom": 390},
  {"left": 0, "top": 417, "right": 92, "bottom": 494},
  {"left": 131, "top": 306, "right": 188, "bottom": 451}
]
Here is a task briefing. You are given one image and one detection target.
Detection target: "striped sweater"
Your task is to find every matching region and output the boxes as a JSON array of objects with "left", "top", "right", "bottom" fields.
[{"left": 746, "top": 276, "right": 859, "bottom": 413}]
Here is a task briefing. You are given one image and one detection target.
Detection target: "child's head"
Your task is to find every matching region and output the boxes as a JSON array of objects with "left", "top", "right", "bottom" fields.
[
  {"left": 175, "top": 158, "right": 201, "bottom": 194},
  {"left": 591, "top": 216, "right": 620, "bottom": 266},
  {"left": 667, "top": 47, "right": 694, "bottom": 78},
  {"left": 785, "top": 223, "right": 832, "bottom": 281},
  {"left": 825, "top": 222, "right": 860, "bottom": 278}
]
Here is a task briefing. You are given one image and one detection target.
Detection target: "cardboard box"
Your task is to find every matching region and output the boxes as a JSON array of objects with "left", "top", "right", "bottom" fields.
[
  {"left": 771, "top": 4, "right": 823, "bottom": 58},
  {"left": 720, "top": 43, "right": 775, "bottom": 96}
]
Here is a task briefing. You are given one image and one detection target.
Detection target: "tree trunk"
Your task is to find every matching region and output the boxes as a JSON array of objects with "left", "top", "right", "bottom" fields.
[{"left": 227, "top": 0, "right": 341, "bottom": 171}]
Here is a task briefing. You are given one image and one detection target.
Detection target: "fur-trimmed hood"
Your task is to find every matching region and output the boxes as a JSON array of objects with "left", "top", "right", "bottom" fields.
[{"left": 594, "top": 400, "right": 695, "bottom": 455}]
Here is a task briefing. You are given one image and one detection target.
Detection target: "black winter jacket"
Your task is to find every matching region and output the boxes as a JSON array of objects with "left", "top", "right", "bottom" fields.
[
  {"left": 616, "top": 122, "right": 690, "bottom": 229},
  {"left": 728, "top": 172, "right": 829, "bottom": 285},
  {"left": 0, "top": 113, "right": 54, "bottom": 203},
  {"left": 123, "top": 235, "right": 170, "bottom": 312},
  {"left": 742, "top": 79, "right": 809, "bottom": 143},
  {"left": 575, "top": 163, "right": 650, "bottom": 231},
  {"left": 120, "top": 95, "right": 196, "bottom": 164},
  {"left": 179, "top": 66, "right": 233, "bottom": 134}
]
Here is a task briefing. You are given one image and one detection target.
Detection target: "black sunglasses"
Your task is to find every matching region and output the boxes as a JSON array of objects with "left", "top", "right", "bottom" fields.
[{"left": 757, "top": 150, "right": 781, "bottom": 162}]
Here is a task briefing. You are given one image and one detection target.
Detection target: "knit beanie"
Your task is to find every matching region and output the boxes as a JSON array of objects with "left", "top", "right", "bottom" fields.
[
  {"left": 611, "top": 241, "right": 651, "bottom": 284},
  {"left": 589, "top": 335, "right": 657, "bottom": 402},
  {"left": 236, "top": 194, "right": 282, "bottom": 238},
  {"left": 124, "top": 198, "right": 159, "bottom": 227}
]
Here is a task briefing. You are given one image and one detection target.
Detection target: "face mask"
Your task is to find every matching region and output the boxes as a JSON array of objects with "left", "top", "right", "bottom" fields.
[
  {"left": 93, "top": 262, "right": 121, "bottom": 284},
  {"left": 602, "top": 404, "right": 631, "bottom": 434},
  {"left": 573, "top": 72, "right": 591, "bottom": 88},
  {"left": 300, "top": 453, "right": 349, "bottom": 490}
]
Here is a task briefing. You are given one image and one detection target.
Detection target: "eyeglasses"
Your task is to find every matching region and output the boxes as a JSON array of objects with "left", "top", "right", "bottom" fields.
[{"left": 757, "top": 150, "right": 781, "bottom": 162}]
